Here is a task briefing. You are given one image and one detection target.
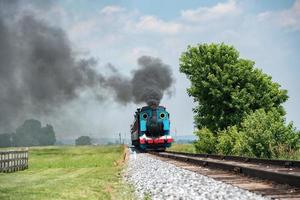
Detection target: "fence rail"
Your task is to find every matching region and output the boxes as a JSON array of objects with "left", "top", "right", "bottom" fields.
[{"left": 0, "top": 148, "right": 28, "bottom": 173}]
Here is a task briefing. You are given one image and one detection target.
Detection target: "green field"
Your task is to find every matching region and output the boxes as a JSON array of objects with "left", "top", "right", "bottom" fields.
[
  {"left": 168, "top": 143, "right": 196, "bottom": 153},
  {"left": 0, "top": 145, "right": 134, "bottom": 200}
]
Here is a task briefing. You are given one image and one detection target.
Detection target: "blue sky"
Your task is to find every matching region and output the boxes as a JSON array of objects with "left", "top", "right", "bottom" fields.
[
  {"left": 24, "top": 0, "right": 300, "bottom": 138},
  {"left": 59, "top": 0, "right": 295, "bottom": 17}
]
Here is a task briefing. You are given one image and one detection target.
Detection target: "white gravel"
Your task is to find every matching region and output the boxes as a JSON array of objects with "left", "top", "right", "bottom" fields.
[{"left": 124, "top": 150, "right": 269, "bottom": 200}]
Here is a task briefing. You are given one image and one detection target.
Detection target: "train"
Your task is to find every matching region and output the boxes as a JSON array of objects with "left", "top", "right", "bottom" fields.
[{"left": 131, "top": 105, "right": 173, "bottom": 151}]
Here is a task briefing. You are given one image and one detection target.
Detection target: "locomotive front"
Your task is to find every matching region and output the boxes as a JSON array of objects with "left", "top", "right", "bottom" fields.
[{"left": 131, "top": 105, "right": 173, "bottom": 150}]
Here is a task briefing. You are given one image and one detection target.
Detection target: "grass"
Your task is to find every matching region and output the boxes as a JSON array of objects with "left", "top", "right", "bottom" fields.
[
  {"left": 297, "top": 151, "right": 300, "bottom": 160},
  {"left": 168, "top": 143, "right": 196, "bottom": 153},
  {"left": 169, "top": 143, "right": 300, "bottom": 160},
  {"left": 0, "top": 145, "right": 134, "bottom": 200}
]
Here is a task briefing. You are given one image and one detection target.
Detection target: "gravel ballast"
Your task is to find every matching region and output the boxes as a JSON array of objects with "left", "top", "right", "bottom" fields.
[{"left": 124, "top": 150, "right": 269, "bottom": 200}]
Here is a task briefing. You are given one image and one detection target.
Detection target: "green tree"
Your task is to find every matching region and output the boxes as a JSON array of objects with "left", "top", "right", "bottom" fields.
[
  {"left": 179, "top": 43, "right": 288, "bottom": 132},
  {"left": 75, "top": 136, "right": 92, "bottom": 146},
  {"left": 0, "top": 133, "right": 13, "bottom": 147},
  {"left": 14, "top": 119, "right": 41, "bottom": 146},
  {"left": 13, "top": 119, "right": 56, "bottom": 147},
  {"left": 40, "top": 124, "right": 56, "bottom": 146}
]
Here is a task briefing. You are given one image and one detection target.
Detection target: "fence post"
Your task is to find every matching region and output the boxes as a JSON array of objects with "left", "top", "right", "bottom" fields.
[{"left": 0, "top": 153, "right": 2, "bottom": 172}]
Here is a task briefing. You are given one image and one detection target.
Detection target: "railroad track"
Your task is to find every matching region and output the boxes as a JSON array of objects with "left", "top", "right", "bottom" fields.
[{"left": 149, "top": 151, "right": 300, "bottom": 199}]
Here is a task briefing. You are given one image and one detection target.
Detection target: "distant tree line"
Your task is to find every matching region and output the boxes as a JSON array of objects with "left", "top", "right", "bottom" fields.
[
  {"left": 180, "top": 43, "right": 300, "bottom": 159},
  {"left": 0, "top": 119, "right": 56, "bottom": 147},
  {"left": 75, "top": 136, "right": 92, "bottom": 146}
]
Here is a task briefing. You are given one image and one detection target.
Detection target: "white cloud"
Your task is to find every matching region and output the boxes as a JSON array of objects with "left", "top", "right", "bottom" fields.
[
  {"left": 257, "top": 0, "right": 300, "bottom": 31},
  {"left": 134, "top": 15, "right": 182, "bottom": 34},
  {"left": 257, "top": 11, "right": 271, "bottom": 21},
  {"left": 279, "top": 0, "right": 300, "bottom": 30},
  {"left": 69, "top": 20, "right": 97, "bottom": 40},
  {"left": 100, "top": 5, "right": 125, "bottom": 15},
  {"left": 181, "top": 0, "right": 240, "bottom": 22},
  {"left": 131, "top": 47, "right": 158, "bottom": 57}
]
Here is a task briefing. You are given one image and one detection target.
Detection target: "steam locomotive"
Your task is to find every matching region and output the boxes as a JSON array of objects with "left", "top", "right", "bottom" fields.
[{"left": 131, "top": 105, "right": 173, "bottom": 151}]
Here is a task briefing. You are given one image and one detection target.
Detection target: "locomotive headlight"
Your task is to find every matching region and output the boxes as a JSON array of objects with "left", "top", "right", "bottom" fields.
[
  {"left": 160, "top": 112, "right": 165, "bottom": 119},
  {"left": 142, "top": 113, "right": 148, "bottom": 119}
]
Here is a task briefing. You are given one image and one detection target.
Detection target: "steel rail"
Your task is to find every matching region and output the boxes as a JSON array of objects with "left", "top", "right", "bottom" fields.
[
  {"left": 165, "top": 151, "right": 300, "bottom": 168},
  {"left": 150, "top": 151, "right": 300, "bottom": 188}
]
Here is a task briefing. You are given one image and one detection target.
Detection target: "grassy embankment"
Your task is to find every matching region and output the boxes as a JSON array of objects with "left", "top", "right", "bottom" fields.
[
  {"left": 0, "top": 145, "right": 134, "bottom": 200},
  {"left": 168, "top": 143, "right": 196, "bottom": 153},
  {"left": 169, "top": 143, "right": 300, "bottom": 160}
]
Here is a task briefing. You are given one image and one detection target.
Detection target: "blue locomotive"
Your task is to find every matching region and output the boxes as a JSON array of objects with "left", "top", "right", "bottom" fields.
[{"left": 131, "top": 105, "right": 173, "bottom": 151}]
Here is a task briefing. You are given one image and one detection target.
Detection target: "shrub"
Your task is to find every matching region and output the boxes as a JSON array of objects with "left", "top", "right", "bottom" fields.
[
  {"left": 194, "top": 128, "right": 217, "bottom": 154},
  {"left": 216, "top": 126, "right": 243, "bottom": 155},
  {"left": 205, "top": 109, "right": 300, "bottom": 159},
  {"left": 238, "top": 109, "right": 300, "bottom": 159}
]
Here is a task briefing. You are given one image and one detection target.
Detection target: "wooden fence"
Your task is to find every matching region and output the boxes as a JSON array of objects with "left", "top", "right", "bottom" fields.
[{"left": 0, "top": 148, "right": 28, "bottom": 173}]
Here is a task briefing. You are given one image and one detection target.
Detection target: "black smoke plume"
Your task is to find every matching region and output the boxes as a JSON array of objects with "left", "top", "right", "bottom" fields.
[
  {"left": 133, "top": 56, "right": 173, "bottom": 106},
  {"left": 0, "top": 1, "right": 104, "bottom": 131},
  {"left": 102, "top": 56, "right": 174, "bottom": 106},
  {"left": 0, "top": 1, "right": 173, "bottom": 132}
]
